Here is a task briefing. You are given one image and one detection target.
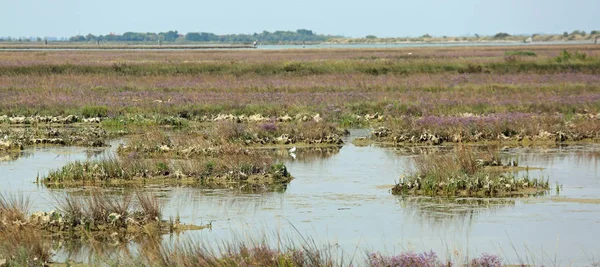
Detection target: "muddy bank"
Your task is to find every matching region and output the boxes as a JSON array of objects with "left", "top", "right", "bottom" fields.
[{"left": 367, "top": 116, "right": 600, "bottom": 146}]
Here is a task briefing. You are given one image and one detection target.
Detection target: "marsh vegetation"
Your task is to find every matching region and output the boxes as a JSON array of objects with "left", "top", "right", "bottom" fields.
[
  {"left": 1, "top": 44, "right": 600, "bottom": 265},
  {"left": 392, "top": 146, "right": 549, "bottom": 197}
]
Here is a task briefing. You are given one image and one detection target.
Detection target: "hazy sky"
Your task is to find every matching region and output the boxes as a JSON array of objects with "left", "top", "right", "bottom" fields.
[{"left": 2, "top": 0, "right": 599, "bottom": 38}]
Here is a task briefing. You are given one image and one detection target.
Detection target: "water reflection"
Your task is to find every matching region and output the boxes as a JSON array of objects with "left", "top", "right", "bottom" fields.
[
  {"left": 397, "top": 196, "right": 515, "bottom": 225},
  {"left": 271, "top": 146, "right": 341, "bottom": 162},
  {"left": 510, "top": 145, "right": 600, "bottom": 167},
  {"left": 0, "top": 151, "right": 32, "bottom": 162},
  {"left": 52, "top": 232, "right": 163, "bottom": 264}
]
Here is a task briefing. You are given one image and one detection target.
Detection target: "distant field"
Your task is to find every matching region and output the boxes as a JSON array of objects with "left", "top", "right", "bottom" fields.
[{"left": 0, "top": 44, "right": 598, "bottom": 119}]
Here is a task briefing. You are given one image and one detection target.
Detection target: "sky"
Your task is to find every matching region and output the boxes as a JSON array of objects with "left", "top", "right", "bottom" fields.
[{"left": 1, "top": 0, "right": 599, "bottom": 38}]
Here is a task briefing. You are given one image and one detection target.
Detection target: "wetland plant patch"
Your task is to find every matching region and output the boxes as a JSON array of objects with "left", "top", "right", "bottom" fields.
[{"left": 392, "top": 146, "right": 549, "bottom": 197}]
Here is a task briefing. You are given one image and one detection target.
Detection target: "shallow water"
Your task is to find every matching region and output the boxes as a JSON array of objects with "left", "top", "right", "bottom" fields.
[{"left": 2, "top": 133, "right": 600, "bottom": 265}]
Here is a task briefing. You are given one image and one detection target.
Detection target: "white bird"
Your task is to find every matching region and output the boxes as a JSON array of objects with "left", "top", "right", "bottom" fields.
[
  {"left": 3, "top": 135, "right": 7, "bottom": 140},
  {"left": 288, "top": 146, "right": 296, "bottom": 153},
  {"left": 289, "top": 152, "right": 297, "bottom": 160}
]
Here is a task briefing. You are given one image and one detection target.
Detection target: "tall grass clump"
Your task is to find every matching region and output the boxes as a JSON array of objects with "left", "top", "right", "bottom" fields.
[
  {"left": 392, "top": 146, "right": 549, "bottom": 197},
  {"left": 0, "top": 193, "right": 30, "bottom": 223},
  {"left": 0, "top": 229, "right": 52, "bottom": 266},
  {"left": 54, "top": 192, "right": 162, "bottom": 230},
  {"left": 0, "top": 194, "right": 52, "bottom": 265},
  {"left": 156, "top": 237, "right": 345, "bottom": 267}
]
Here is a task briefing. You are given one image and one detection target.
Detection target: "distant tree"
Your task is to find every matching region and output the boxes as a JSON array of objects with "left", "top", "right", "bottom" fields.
[
  {"left": 494, "top": 32, "right": 511, "bottom": 39},
  {"left": 591, "top": 30, "right": 599, "bottom": 35},
  {"left": 366, "top": 35, "right": 377, "bottom": 39},
  {"left": 200, "top": 32, "right": 218, "bottom": 41},
  {"left": 571, "top": 30, "right": 583, "bottom": 36},
  {"left": 474, "top": 33, "right": 480, "bottom": 38},
  {"left": 296, "top": 29, "right": 314, "bottom": 36},
  {"left": 85, "top": 33, "right": 96, "bottom": 41},
  {"left": 69, "top": 35, "right": 85, "bottom": 42},
  {"left": 160, "top": 30, "right": 179, "bottom": 42},
  {"left": 185, "top": 32, "right": 202, "bottom": 41},
  {"left": 64, "top": 29, "right": 337, "bottom": 44},
  {"left": 421, "top": 34, "right": 432, "bottom": 38},
  {"left": 563, "top": 32, "right": 569, "bottom": 37}
]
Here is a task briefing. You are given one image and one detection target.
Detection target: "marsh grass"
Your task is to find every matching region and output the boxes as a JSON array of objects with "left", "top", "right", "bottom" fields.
[
  {"left": 392, "top": 146, "right": 549, "bottom": 197},
  {"left": 0, "top": 194, "right": 51, "bottom": 265},
  {"left": 378, "top": 113, "right": 600, "bottom": 144},
  {"left": 1, "top": 46, "right": 599, "bottom": 128},
  {"left": 0, "top": 228, "right": 52, "bottom": 266},
  {"left": 1, "top": 56, "right": 599, "bottom": 77},
  {"left": 211, "top": 121, "right": 346, "bottom": 145},
  {"left": 156, "top": 240, "right": 343, "bottom": 267},
  {"left": 122, "top": 234, "right": 513, "bottom": 267},
  {"left": 43, "top": 150, "right": 292, "bottom": 189},
  {"left": 504, "top": 51, "right": 537, "bottom": 57},
  {"left": 0, "top": 193, "right": 30, "bottom": 223},
  {"left": 0, "top": 192, "right": 186, "bottom": 265},
  {"left": 54, "top": 192, "right": 162, "bottom": 230}
]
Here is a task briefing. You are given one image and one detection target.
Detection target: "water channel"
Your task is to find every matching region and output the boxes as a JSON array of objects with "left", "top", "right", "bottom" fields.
[{"left": 1, "top": 131, "right": 599, "bottom": 265}]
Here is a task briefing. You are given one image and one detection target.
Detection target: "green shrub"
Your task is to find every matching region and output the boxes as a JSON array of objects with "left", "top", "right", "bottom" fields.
[
  {"left": 81, "top": 105, "right": 108, "bottom": 118},
  {"left": 504, "top": 51, "right": 536, "bottom": 57},
  {"left": 555, "top": 50, "right": 589, "bottom": 63}
]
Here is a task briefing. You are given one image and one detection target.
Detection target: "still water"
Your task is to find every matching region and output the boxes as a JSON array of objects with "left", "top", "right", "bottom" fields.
[{"left": 1, "top": 132, "right": 599, "bottom": 265}]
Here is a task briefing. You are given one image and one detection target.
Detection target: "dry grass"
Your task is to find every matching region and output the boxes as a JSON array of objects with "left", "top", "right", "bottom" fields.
[
  {"left": 0, "top": 194, "right": 51, "bottom": 265},
  {"left": 0, "top": 228, "right": 52, "bottom": 265},
  {"left": 137, "top": 193, "right": 162, "bottom": 221},
  {"left": 155, "top": 238, "right": 344, "bottom": 267},
  {"left": 54, "top": 192, "right": 162, "bottom": 228},
  {"left": 0, "top": 193, "right": 30, "bottom": 224}
]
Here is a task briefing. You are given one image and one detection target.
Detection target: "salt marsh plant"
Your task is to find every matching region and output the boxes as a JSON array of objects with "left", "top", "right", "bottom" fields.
[
  {"left": 0, "top": 45, "right": 599, "bottom": 125},
  {"left": 392, "top": 146, "right": 549, "bottom": 197},
  {"left": 43, "top": 152, "right": 292, "bottom": 190}
]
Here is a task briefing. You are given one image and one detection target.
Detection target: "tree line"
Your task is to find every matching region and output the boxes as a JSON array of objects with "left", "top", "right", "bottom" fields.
[{"left": 64, "top": 29, "right": 337, "bottom": 43}]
